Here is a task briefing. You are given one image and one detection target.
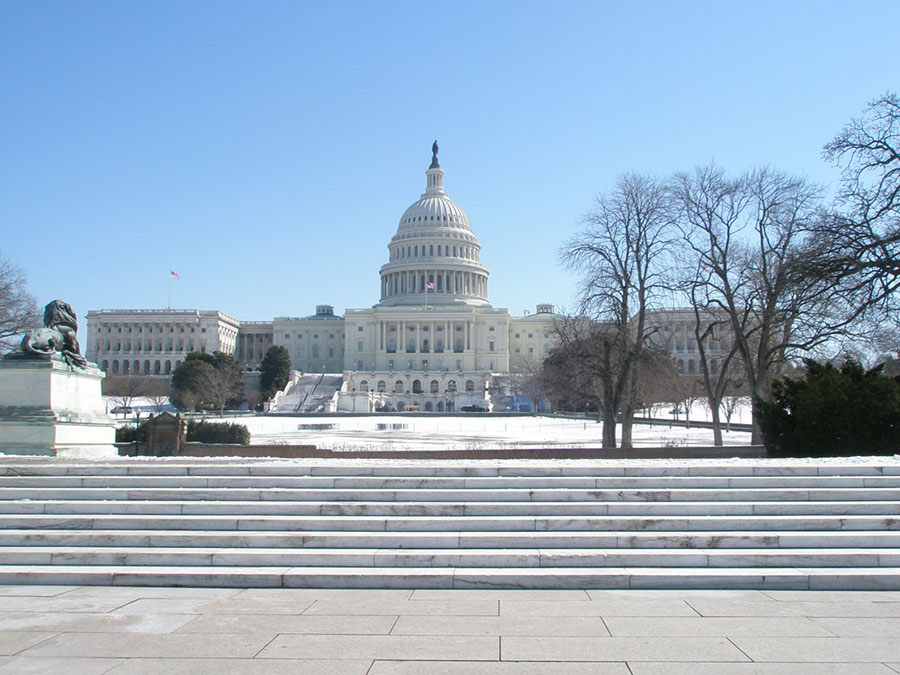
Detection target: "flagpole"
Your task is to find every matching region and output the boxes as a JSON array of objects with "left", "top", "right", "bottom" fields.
[{"left": 168, "top": 275, "right": 171, "bottom": 309}]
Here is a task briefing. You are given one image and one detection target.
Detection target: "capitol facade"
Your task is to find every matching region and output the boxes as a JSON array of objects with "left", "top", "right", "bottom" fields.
[{"left": 86, "top": 145, "right": 559, "bottom": 412}]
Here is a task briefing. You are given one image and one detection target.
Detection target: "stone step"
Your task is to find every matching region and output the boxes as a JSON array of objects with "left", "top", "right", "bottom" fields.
[
  {"left": 2, "top": 512, "right": 899, "bottom": 532},
  {"left": 3, "top": 462, "right": 898, "bottom": 477},
  {"left": 2, "top": 474, "right": 898, "bottom": 489},
  {"left": 0, "top": 564, "right": 897, "bottom": 590},
  {"left": 2, "top": 498, "right": 899, "bottom": 517},
  {"left": 3, "top": 486, "right": 900, "bottom": 502},
  {"left": 1, "top": 546, "right": 898, "bottom": 568},
  {"left": 5, "top": 528, "right": 900, "bottom": 549}
]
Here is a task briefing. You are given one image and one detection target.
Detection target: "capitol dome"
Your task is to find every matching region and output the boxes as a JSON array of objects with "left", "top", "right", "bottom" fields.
[{"left": 378, "top": 143, "right": 490, "bottom": 307}]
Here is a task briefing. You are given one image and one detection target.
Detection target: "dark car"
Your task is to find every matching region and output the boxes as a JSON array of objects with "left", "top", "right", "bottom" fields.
[
  {"left": 460, "top": 405, "right": 486, "bottom": 412},
  {"left": 375, "top": 405, "right": 395, "bottom": 412}
]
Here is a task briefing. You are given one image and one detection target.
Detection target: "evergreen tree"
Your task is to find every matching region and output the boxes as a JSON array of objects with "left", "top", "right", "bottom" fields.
[
  {"left": 758, "top": 359, "right": 900, "bottom": 456},
  {"left": 259, "top": 345, "right": 292, "bottom": 400}
]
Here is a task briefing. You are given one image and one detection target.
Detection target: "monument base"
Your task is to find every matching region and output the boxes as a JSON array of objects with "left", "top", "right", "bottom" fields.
[{"left": 0, "top": 353, "right": 118, "bottom": 457}]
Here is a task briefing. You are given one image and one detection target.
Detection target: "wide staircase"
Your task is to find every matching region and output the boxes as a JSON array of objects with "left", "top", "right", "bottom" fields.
[
  {"left": 268, "top": 374, "right": 343, "bottom": 413},
  {"left": 0, "top": 457, "right": 898, "bottom": 589}
]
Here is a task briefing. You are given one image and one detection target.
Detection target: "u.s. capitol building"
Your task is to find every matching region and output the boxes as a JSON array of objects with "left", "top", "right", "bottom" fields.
[{"left": 86, "top": 145, "right": 559, "bottom": 412}]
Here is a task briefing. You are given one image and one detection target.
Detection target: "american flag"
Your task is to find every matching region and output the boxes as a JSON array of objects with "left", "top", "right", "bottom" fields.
[
  {"left": 170, "top": 271, "right": 180, "bottom": 279},
  {"left": 426, "top": 281, "right": 435, "bottom": 290}
]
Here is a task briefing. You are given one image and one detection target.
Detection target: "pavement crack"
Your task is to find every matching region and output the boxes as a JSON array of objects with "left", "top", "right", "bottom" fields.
[{"left": 726, "top": 636, "right": 754, "bottom": 662}]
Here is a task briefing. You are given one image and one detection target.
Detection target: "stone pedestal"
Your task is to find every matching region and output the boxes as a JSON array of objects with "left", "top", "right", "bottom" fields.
[{"left": 0, "top": 353, "right": 118, "bottom": 457}]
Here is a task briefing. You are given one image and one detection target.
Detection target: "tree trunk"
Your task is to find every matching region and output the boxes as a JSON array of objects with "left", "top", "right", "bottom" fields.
[
  {"left": 620, "top": 403, "right": 634, "bottom": 449},
  {"left": 601, "top": 402, "right": 617, "bottom": 448},
  {"left": 710, "top": 402, "right": 723, "bottom": 447}
]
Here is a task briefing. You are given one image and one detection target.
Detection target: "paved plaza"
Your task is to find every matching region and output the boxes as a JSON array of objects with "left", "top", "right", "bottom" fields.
[{"left": 0, "top": 585, "right": 899, "bottom": 673}]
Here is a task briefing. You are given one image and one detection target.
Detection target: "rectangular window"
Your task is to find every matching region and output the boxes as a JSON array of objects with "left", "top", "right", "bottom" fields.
[
  {"left": 328, "top": 347, "right": 334, "bottom": 358},
  {"left": 489, "top": 342, "right": 494, "bottom": 352},
  {"left": 357, "top": 341, "right": 363, "bottom": 352}
]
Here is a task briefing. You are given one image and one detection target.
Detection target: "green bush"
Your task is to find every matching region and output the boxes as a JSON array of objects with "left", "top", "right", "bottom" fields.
[
  {"left": 115, "top": 421, "right": 150, "bottom": 443},
  {"left": 186, "top": 420, "right": 250, "bottom": 445},
  {"left": 758, "top": 359, "right": 900, "bottom": 457}
]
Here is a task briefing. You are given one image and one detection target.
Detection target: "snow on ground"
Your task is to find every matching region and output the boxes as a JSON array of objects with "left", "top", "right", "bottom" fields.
[{"left": 222, "top": 414, "right": 753, "bottom": 451}]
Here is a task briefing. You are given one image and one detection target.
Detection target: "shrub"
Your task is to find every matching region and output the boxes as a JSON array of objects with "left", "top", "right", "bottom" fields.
[
  {"left": 186, "top": 420, "right": 250, "bottom": 445},
  {"left": 758, "top": 359, "right": 900, "bottom": 456},
  {"left": 115, "top": 421, "right": 150, "bottom": 443}
]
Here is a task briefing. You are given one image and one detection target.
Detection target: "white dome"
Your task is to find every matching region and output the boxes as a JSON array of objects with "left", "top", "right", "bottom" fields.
[
  {"left": 377, "top": 144, "right": 490, "bottom": 308},
  {"left": 397, "top": 194, "right": 471, "bottom": 233}
]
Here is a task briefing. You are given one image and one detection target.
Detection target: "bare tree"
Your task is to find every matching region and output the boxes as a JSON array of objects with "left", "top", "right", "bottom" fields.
[
  {"left": 517, "top": 358, "right": 547, "bottom": 414},
  {"left": 141, "top": 377, "right": 171, "bottom": 414},
  {"left": 102, "top": 376, "right": 149, "bottom": 418},
  {"left": 561, "top": 174, "right": 676, "bottom": 448},
  {"left": 815, "top": 92, "right": 900, "bottom": 328},
  {"left": 0, "top": 253, "right": 40, "bottom": 352},
  {"left": 674, "top": 165, "right": 837, "bottom": 443},
  {"left": 197, "top": 357, "right": 244, "bottom": 416}
]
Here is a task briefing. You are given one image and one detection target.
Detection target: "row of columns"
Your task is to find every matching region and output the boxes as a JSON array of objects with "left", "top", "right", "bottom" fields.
[
  {"left": 377, "top": 319, "right": 473, "bottom": 353},
  {"left": 381, "top": 270, "right": 487, "bottom": 299}
]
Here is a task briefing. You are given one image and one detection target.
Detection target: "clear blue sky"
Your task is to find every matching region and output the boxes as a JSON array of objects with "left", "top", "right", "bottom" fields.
[{"left": 2, "top": 1, "right": 898, "bottom": 324}]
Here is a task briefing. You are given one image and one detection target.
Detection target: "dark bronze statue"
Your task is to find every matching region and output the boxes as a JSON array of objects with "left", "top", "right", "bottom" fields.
[
  {"left": 20, "top": 300, "right": 88, "bottom": 368},
  {"left": 430, "top": 140, "right": 440, "bottom": 169}
]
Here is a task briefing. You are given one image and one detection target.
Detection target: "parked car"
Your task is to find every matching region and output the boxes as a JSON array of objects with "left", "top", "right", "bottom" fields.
[
  {"left": 461, "top": 405, "right": 486, "bottom": 412},
  {"left": 375, "top": 405, "right": 395, "bottom": 412}
]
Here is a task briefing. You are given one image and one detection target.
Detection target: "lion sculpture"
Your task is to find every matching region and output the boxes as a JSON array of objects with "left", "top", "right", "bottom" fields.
[{"left": 21, "top": 300, "right": 88, "bottom": 369}]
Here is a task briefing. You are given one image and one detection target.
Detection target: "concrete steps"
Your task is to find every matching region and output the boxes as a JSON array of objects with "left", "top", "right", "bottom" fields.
[{"left": 1, "top": 458, "right": 899, "bottom": 589}]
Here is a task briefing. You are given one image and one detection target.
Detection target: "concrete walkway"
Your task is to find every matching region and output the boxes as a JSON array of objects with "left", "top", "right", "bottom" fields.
[{"left": 1, "top": 586, "right": 899, "bottom": 673}]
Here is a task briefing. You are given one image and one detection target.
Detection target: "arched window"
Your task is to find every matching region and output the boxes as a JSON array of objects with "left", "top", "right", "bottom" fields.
[
  {"left": 165, "top": 360, "right": 172, "bottom": 374},
  {"left": 101, "top": 360, "right": 109, "bottom": 371},
  {"left": 677, "top": 359, "right": 685, "bottom": 374},
  {"left": 422, "top": 339, "right": 429, "bottom": 353},
  {"left": 123, "top": 361, "right": 130, "bottom": 374},
  {"left": 430, "top": 380, "right": 439, "bottom": 393},
  {"left": 377, "top": 380, "right": 386, "bottom": 392},
  {"left": 153, "top": 361, "right": 161, "bottom": 374},
  {"left": 408, "top": 339, "right": 415, "bottom": 353},
  {"left": 688, "top": 360, "right": 696, "bottom": 374},
  {"left": 435, "top": 339, "right": 444, "bottom": 353},
  {"left": 412, "top": 380, "right": 422, "bottom": 393},
  {"left": 465, "top": 380, "right": 475, "bottom": 393},
  {"left": 394, "top": 379, "right": 404, "bottom": 393},
  {"left": 144, "top": 360, "right": 151, "bottom": 374},
  {"left": 437, "top": 401, "right": 444, "bottom": 412},
  {"left": 425, "top": 401, "right": 433, "bottom": 411},
  {"left": 388, "top": 338, "right": 396, "bottom": 353},
  {"left": 359, "top": 380, "right": 369, "bottom": 392},
  {"left": 447, "top": 380, "right": 457, "bottom": 393}
]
